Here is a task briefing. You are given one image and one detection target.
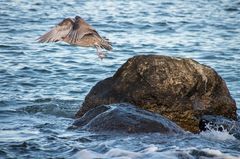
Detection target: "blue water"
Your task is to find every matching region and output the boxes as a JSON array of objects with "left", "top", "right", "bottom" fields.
[{"left": 0, "top": 0, "right": 239, "bottom": 158}]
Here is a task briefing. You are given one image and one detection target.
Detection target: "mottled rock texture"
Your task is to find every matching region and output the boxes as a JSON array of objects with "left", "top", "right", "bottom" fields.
[{"left": 76, "top": 55, "right": 237, "bottom": 132}]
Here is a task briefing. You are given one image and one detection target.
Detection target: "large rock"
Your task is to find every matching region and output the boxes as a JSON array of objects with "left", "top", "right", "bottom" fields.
[
  {"left": 75, "top": 55, "right": 237, "bottom": 132},
  {"left": 72, "top": 103, "right": 184, "bottom": 134}
]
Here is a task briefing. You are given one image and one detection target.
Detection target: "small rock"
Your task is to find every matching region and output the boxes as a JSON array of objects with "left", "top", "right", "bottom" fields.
[{"left": 73, "top": 103, "right": 184, "bottom": 134}]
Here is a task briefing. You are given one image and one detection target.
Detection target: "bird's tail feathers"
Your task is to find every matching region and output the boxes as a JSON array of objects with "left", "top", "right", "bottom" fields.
[{"left": 100, "top": 37, "right": 112, "bottom": 51}]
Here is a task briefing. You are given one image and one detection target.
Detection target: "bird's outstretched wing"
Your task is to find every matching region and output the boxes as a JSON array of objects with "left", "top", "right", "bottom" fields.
[{"left": 37, "top": 18, "right": 74, "bottom": 43}]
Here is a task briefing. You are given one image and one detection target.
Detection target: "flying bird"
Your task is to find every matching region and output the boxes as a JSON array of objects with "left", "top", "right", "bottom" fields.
[{"left": 37, "top": 16, "right": 112, "bottom": 59}]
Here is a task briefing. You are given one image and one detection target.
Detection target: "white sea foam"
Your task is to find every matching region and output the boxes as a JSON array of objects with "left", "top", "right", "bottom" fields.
[
  {"left": 72, "top": 144, "right": 177, "bottom": 159},
  {"left": 72, "top": 145, "right": 240, "bottom": 159},
  {"left": 106, "top": 148, "right": 141, "bottom": 158},
  {"left": 72, "top": 148, "right": 140, "bottom": 159},
  {"left": 201, "top": 148, "right": 240, "bottom": 159},
  {"left": 200, "top": 123, "right": 236, "bottom": 141},
  {"left": 140, "top": 144, "right": 158, "bottom": 153},
  {"left": 72, "top": 149, "right": 105, "bottom": 159}
]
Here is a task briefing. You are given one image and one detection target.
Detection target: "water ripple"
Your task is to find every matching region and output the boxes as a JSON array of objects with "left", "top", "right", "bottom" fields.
[{"left": 0, "top": 0, "right": 240, "bottom": 158}]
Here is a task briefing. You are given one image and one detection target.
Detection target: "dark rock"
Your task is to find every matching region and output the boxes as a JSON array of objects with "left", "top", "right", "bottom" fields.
[
  {"left": 72, "top": 103, "right": 184, "bottom": 134},
  {"left": 200, "top": 115, "right": 240, "bottom": 139},
  {"left": 75, "top": 55, "right": 237, "bottom": 132}
]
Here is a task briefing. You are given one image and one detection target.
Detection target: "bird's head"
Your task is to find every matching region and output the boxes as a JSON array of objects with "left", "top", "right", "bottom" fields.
[{"left": 75, "top": 16, "right": 82, "bottom": 20}]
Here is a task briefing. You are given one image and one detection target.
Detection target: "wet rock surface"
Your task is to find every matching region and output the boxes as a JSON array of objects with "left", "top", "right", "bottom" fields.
[
  {"left": 72, "top": 103, "right": 184, "bottom": 134},
  {"left": 76, "top": 55, "right": 237, "bottom": 132}
]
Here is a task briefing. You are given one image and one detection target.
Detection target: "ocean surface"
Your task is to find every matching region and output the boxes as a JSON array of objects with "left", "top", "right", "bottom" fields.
[{"left": 0, "top": 0, "right": 240, "bottom": 158}]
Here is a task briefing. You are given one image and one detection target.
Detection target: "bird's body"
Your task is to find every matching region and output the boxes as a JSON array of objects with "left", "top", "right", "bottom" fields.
[{"left": 38, "top": 16, "right": 112, "bottom": 59}]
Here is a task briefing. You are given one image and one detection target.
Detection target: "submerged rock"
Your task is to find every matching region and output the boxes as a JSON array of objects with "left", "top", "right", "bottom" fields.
[
  {"left": 72, "top": 103, "right": 184, "bottom": 134},
  {"left": 75, "top": 55, "right": 237, "bottom": 132}
]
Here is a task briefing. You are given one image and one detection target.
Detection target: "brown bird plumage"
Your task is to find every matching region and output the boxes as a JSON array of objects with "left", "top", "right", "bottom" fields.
[{"left": 37, "top": 16, "right": 112, "bottom": 59}]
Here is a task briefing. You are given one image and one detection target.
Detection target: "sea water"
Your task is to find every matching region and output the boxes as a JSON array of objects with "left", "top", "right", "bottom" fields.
[{"left": 0, "top": 0, "right": 239, "bottom": 158}]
